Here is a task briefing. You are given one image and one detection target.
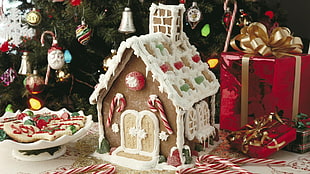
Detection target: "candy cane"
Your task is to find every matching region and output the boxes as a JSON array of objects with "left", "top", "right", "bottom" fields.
[
  {"left": 106, "top": 93, "right": 126, "bottom": 127},
  {"left": 148, "top": 95, "right": 173, "bottom": 134},
  {"left": 179, "top": 155, "right": 287, "bottom": 174},
  {"left": 53, "top": 163, "right": 115, "bottom": 174},
  {"left": 223, "top": 0, "right": 237, "bottom": 52}
]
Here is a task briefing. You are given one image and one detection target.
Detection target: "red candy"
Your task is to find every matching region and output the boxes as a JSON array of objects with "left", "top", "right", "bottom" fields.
[
  {"left": 192, "top": 54, "right": 201, "bottom": 63},
  {"left": 125, "top": 71, "right": 145, "bottom": 91},
  {"left": 174, "top": 61, "right": 184, "bottom": 70}
]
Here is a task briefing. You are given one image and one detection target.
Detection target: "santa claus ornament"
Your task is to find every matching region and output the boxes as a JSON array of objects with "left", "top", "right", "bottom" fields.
[{"left": 40, "top": 31, "right": 64, "bottom": 84}]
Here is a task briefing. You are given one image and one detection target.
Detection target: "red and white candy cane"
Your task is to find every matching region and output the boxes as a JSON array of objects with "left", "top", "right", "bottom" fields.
[
  {"left": 178, "top": 155, "right": 286, "bottom": 174},
  {"left": 223, "top": 0, "right": 237, "bottom": 52},
  {"left": 106, "top": 93, "right": 126, "bottom": 127},
  {"left": 148, "top": 95, "right": 173, "bottom": 134},
  {"left": 52, "top": 163, "right": 115, "bottom": 174}
]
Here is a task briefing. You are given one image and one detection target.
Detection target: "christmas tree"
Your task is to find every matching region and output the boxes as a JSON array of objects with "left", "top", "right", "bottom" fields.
[{"left": 0, "top": 0, "right": 300, "bottom": 118}]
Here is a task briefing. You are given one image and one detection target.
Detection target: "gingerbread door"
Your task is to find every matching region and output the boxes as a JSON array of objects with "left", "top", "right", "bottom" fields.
[{"left": 112, "top": 109, "right": 160, "bottom": 167}]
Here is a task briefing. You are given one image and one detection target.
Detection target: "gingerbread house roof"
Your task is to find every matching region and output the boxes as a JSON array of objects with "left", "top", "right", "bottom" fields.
[{"left": 89, "top": 31, "right": 219, "bottom": 110}]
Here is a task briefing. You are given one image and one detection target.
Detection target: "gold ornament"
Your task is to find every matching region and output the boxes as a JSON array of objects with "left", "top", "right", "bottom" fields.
[{"left": 26, "top": 9, "right": 42, "bottom": 26}]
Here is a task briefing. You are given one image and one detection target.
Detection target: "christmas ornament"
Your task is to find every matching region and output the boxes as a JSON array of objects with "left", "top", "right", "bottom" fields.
[
  {"left": 222, "top": 7, "right": 232, "bottom": 31},
  {"left": 5, "top": 104, "right": 14, "bottom": 113},
  {"left": 0, "top": 40, "right": 10, "bottom": 52},
  {"left": 76, "top": 19, "right": 92, "bottom": 45},
  {"left": 26, "top": 8, "right": 42, "bottom": 26},
  {"left": 186, "top": 2, "right": 202, "bottom": 29},
  {"left": 18, "top": 52, "right": 32, "bottom": 75},
  {"left": 64, "top": 50, "right": 73, "bottom": 63},
  {"left": 0, "top": 8, "right": 35, "bottom": 45},
  {"left": 25, "top": 70, "right": 45, "bottom": 94},
  {"left": 56, "top": 68, "right": 71, "bottom": 82},
  {"left": 236, "top": 9, "right": 252, "bottom": 28},
  {"left": 41, "top": 31, "right": 64, "bottom": 70},
  {"left": 0, "top": 68, "right": 17, "bottom": 86},
  {"left": 118, "top": 7, "right": 136, "bottom": 34},
  {"left": 103, "top": 49, "right": 116, "bottom": 71},
  {"left": 201, "top": 24, "right": 210, "bottom": 37},
  {"left": 70, "top": 0, "right": 82, "bottom": 6},
  {"left": 28, "top": 96, "right": 43, "bottom": 110},
  {"left": 179, "top": 0, "right": 186, "bottom": 3},
  {"left": 125, "top": 71, "right": 145, "bottom": 91}
]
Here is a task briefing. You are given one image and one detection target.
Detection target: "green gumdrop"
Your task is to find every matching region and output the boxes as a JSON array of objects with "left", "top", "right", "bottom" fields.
[
  {"left": 0, "top": 129, "right": 7, "bottom": 141},
  {"left": 182, "top": 148, "right": 192, "bottom": 164},
  {"left": 156, "top": 44, "right": 164, "bottom": 51},
  {"left": 194, "top": 76, "right": 205, "bottom": 84},
  {"left": 68, "top": 125, "right": 77, "bottom": 134},
  {"left": 97, "top": 138, "right": 110, "bottom": 154},
  {"left": 24, "top": 119, "right": 35, "bottom": 126},
  {"left": 5, "top": 104, "right": 13, "bottom": 113},
  {"left": 71, "top": 112, "right": 80, "bottom": 117},
  {"left": 180, "top": 84, "right": 190, "bottom": 92},
  {"left": 201, "top": 24, "right": 211, "bottom": 37},
  {"left": 158, "top": 155, "right": 166, "bottom": 163},
  {"left": 24, "top": 110, "right": 34, "bottom": 116}
]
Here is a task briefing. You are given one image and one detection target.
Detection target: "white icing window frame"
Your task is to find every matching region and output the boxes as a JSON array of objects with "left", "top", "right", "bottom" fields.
[{"left": 184, "top": 100, "right": 214, "bottom": 142}]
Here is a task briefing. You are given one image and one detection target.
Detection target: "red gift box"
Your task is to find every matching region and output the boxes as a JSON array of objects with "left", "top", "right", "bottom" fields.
[
  {"left": 227, "top": 113, "right": 296, "bottom": 158},
  {"left": 220, "top": 52, "right": 310, "bottom": 131}
]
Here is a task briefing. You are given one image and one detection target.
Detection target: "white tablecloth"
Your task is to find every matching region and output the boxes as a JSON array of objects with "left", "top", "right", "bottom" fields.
[{"left": 1, "top": 123, "right": 310, "bottom": 174}]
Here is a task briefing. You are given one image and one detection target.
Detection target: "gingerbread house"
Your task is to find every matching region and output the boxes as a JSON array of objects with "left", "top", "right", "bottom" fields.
[{"left": 89, "top": 3, "right": 220, "bottom": 170}]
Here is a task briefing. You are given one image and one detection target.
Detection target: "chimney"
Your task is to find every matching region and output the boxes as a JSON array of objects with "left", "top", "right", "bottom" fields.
[{"left": 149, "top": 3, "right": 185, "bottom": 44}]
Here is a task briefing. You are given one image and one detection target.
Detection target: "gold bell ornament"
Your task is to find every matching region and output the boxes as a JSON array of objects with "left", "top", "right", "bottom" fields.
[{"left": 118, "top": 7, "right": 136, "bottom": 34}]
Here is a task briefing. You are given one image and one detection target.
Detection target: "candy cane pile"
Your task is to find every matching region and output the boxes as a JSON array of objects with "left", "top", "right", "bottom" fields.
[
  {"left": 106, "top": 93, "right": 126, "bottom": 127},
  {"left": 177, "top": 155, "right": 286, "bottom": 174},
  {"left": 148, "top": 95, "right": 173, "bottom": 134},
  {"left": 52, "top": 163, "right": 115, "bottom": 174}
]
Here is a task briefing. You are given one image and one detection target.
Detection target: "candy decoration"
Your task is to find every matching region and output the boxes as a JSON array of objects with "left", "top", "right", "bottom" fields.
[
  {"left": 177, "top": 155, "right": 286, "bottom": 174},
  {"left": 53, "top": 163, "right": 116, "bottom": 174},
  {"left": 167, "top": 149, "right": 182, "bottom": 167},
  {"left": 0, "top": 67, "right": 17, "bottom": 86},
  {"left": 76, "top": 19, "right": 92, "bottom": 45},
  {"left": 125, "top": 71, "right": 145, "bottom": 91},
  {"left": 186, "top": 2, "right": 202, "bottom": 29},
  {"left": 148, "top": 95, "right": 173, "bottom": 134},
  {"left": 26, "top": 8, "right": 42, "bottom": 26},
  {"left": 107, "top": 93, "right": 126, "bottom": 127}
]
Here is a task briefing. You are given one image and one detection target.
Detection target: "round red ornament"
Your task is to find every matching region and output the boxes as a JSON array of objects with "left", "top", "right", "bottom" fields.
[
  {"left": 25, "top": 70, "right": 45, "bottom": 94},
  {"left": 125, "top": 71, "right": 145, "bottom": 91}
]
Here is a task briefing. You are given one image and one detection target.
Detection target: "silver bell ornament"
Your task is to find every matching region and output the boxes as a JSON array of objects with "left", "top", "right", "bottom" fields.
[
  {"left": 18, "top": 52, "right": 32, "bottom": 75},
  {"left": 118, "top": 7, "right": 136, "bottom": 34}
]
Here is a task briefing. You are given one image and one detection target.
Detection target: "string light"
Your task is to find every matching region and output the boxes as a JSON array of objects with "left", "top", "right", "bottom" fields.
[{"left": 28, "top": 96, "right": 43, "bottom": 110}]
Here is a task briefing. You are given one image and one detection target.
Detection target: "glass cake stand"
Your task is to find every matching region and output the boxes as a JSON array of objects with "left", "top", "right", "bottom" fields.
[{"left": 0, "top": 107, "right": 93, "bottom": 161}]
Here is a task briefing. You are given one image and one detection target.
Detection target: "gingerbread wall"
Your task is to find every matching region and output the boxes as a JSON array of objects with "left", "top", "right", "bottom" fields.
[{"left": 101, "top": 49, "right": 179, "bottom": 158}]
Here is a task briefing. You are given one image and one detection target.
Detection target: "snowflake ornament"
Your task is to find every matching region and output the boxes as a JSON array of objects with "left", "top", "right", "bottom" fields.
[
  {"left": 159, "top": 131, "right": 169, "bottom": 141},
  {"left": 111, "top": 123, "right": 119, "bottom": 133},
  {"left": 0, "top": 8, "right": 35, "bottom": 45}
]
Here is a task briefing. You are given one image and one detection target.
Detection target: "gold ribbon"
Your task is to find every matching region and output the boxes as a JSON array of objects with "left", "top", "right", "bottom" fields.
[
  {"left": 230, "top": 22, "right": 303, "bottom": 58},
  {"left": 228, "top": 113, "right": 286, "bottom": 154}
]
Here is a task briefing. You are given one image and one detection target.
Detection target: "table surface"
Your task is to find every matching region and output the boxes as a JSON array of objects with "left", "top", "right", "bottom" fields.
[{"left": 1, "top": 123, "right": 310, "bottom": 174}]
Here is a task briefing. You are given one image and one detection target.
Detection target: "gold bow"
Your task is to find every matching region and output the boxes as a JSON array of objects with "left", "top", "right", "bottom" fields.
[
  {"left": 228, "top": 113, "right": 286, "bottom": 153},
  {"left": 230, "top": 22, "right": 303, "bottom": 58}
]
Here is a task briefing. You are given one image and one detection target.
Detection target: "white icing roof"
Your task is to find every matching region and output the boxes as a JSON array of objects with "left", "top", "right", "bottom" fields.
[{"left": 89, "top": 32, "right": 219, "bottom": 109}]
